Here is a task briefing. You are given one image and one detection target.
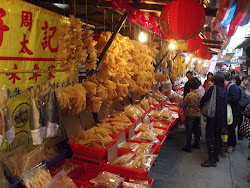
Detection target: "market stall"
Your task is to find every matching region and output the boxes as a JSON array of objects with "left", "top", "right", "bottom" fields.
[{"left": 0, "top": 0, "right": 224, "bottom": 188}]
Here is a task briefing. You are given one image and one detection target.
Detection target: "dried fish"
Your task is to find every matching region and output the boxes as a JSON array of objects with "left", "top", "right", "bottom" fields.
[
  {"left": 37, "top": 84, "right": 51, "bottom": 138},
  {"left": 27, "top": 87, "right": 42, "bottom": 145},
  {"left": 46, "top": 86, "right": 61, "bottom": 138},
  {"left": 27, "top": 87, "right": 40, "bottom": 130}
]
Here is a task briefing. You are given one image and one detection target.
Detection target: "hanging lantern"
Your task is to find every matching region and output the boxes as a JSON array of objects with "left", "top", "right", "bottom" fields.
[
  {"left": 196, "top": 44, "right": 209, "bottom": 59},
  {"left": 187, "top": 35, "right": 202, "bottom": 52},
  {"left": 160, "top": 0, "right": 205, "bottom": 40},
  {"left": 206, "top": 52, "right": 213, "bottom": 60}
]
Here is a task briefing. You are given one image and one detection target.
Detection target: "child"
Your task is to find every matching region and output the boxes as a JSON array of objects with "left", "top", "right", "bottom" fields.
[{"left": 182, "top": 79, "right": 203, "bottom": 152}]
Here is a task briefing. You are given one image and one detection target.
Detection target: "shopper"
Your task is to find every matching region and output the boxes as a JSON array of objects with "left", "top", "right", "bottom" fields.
[
  {"left": 242, "top": 75, "right": 250, "bottom": 98},
  {"left": 182, "top": 79, "right": 202, "bottom": 152},
  {"left": 200, "top": 73, "right": 227, "bottom": 167},
  {"left": 192, "top": 77, "right": 205, "bottom": 96},
  {"left": 232, "top": 75, "right": 249, "bottom": 140},
  {"left": 183, "top": 71, "right": 193, "bottom": 99},
  {"left": 207, "top": 79, "right": 214, "bottom": 90},
  {"left": 223, "top": 72, "right": 241, "bottom": 152},
  {"left": 203, "top": 72, "right": 214, "bottom": 92}
]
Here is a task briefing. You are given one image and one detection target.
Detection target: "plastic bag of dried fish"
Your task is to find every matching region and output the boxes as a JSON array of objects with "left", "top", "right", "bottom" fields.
[
  {"left": 46, "top": 86, "right": 61, "bottom": 138},
  {"left": 27, "top": 87, "right": 42, "bottom": 145},
  {"left": 21, "top": 164, "right": 52, "bottom": 188},
  {"left": 36, "top": 84, "right": 51, "bottom": 139},
  {"left": 43, "top": 170, "right": 77, "bottom": 188}
]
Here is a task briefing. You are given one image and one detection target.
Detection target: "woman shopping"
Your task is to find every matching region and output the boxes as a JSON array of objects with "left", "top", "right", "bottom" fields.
[
  {"left": 200, "top": 73, "right": 227, "bottom": 167},
  {"left": 203, "top": 72, "right": 213, "bottom": 92}
]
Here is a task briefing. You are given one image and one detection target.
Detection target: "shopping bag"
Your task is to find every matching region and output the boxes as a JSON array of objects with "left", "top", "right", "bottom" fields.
[
  {"left": 239, "top": 117, "right": 250, "bottom": 139},
  {"left": 201, "top": 86, "right": 216, "bottom": 118},
  {"left": 178, "top": 100, "right": 187, "bottom": 109},
  {"left": 227, "top": 104, "right": 233, "bottom": 125}
]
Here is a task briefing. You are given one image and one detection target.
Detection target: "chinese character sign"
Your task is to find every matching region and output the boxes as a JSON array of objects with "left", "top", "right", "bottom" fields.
[{"left": 0, "top": 0, "right": 78, "bottom": 145}]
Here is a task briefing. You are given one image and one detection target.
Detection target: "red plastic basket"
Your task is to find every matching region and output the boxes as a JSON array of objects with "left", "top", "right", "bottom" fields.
[
  {"left": 70, "top": 163, "right": 124, "bottom": 188},
  {"left": 127, "top": 134, "right": 166, "bottom": 154},
  {"left": 104, "top": 156, "right": 155, "bottom": 177},
  {"left": 68, "top": 135, "right": 118, "bottom": 161},
  {"left": 49, "top": 159, "right": 71, "bottom": 176},
  {"left": 123, "top": 175, "right": 154, "bottom": 188},
  {"left": 69, "top": 164, "right": 105, "bottom": 182},
  {"left": 72, "top": 155, "right": 106, "bottom": 166},
  {"left": 73, "top": 180, "right": 89, "bottom": 188}
]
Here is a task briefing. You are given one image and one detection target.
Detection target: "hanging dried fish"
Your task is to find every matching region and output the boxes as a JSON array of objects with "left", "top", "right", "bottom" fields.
[
  {"left": 27, "top": 87, "right": 42, "bottom": 145},
  {"left": 46, "top": 86, "right": 61, "bottom": 138},
  {"left": 37, "top": 84, "right": 51, "bottom": 139}
]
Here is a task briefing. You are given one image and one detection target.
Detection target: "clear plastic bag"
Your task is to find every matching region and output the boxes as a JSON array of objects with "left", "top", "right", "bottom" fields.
[
  {"left": 159, "top": 110, "right": 173, "bottom": 121},
  {"left": 149, "top": 111, "right": 161, "bottom": 120},
  {"left": 142, "top": 115, "right": 150, "bottom": 123},
  {"left": 90, "top": 171, "right": 124, "bottom": 188},
  {"left": 54, "top": 161, "right": 79, "bottom": 175},
  {"left": 21, "top": 164, "right": 52, "bottom": 188},
  {"left": 135, "top": 123, "right": 152, "bottom": 132},
  {"left": 123, "top": 182, "right": 148, "bottom": 188},
  {"left": 118, "top": 142, "right": 140, "bottom": 151},
  {"left": 124, "top": 105, "right": 141, "bottom": 120},
  {"left": 111, "top": 153, "right": 135, "bottom": 166},
  {"left": 2, "top": 144, "right": 28, "bottom": 178},
  {"left": 131, "top": 131, "right": 160, "bottom": 144},
  {"left": 128, "top": 179, "right": 149, "bottom": 187},
  {"left": 152, "top": 128, "right": 164, "bottom": 135},
  {"left": 42, "top": 145, "right": 60, "bottom": 161},
  {"left": 140, "top": 98, "right": 150, "bottom": 111},
  {"left": 22, "top": 145, "right": 44, "bottom": 175},
  {"left": 125, "top": 153, "right": 156, "bottom": 171},
  {"left": 131, "top": 143, "right": 153, "bottom": 153},
  {"left": 43, "top": 170, "right": 77, "bottom": 188},
  {"left": 152, "top": 122, "right": 167, "bottom": 128}
]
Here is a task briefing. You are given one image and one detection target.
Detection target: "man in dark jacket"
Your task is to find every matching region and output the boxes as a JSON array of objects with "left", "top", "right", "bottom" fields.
[
  {"left": 223, "top": 72, "right": 241, "bottom": 152},
  {"left": 184, "top": 71, "right": 193, "bottom": 99}
]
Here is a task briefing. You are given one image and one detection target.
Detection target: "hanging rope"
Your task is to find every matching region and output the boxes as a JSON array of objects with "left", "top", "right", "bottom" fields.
[
  {"left": 104, "top": 9, "right": 106, "bottom": 32},
  {"left": 85, "top": 0, "right": 88, "bottom": 25}
]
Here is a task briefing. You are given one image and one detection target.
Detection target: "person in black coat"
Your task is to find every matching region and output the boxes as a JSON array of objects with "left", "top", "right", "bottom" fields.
[
  {"left": 183, "top": 71, "right": 193, "bottom": 99},
  {"left": 200, "top": 73, "right": 227, "bottom": 167},
  {"left": 222, "top": 72, "right": 242, "bottom": 152}
]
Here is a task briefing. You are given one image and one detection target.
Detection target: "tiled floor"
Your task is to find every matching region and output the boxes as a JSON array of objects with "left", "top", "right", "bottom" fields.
[{"left": 149, "top": 123, "right": 250, "bottom": 188}]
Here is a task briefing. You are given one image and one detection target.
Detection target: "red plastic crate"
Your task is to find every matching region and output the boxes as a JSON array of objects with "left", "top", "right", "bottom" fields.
[
  {"left": 49, "top": 159, "right": 71, "bottom": 176},
  {"left": 73, "top": 180, "right": 89, "bottom": 188},
  {"left": 69, "top": 164, "right": 105, "bottom": 183},
  {"left": 118, "top": 141, "right": 157, "bottom": 156},
  {"left": 72, "top": 155, "right": 105, "bottom": 166},
  {"left": 70, "top": 164, "right": 124, "bottom": 188},
  {"left": 68, "top": 135, "right": 118, "bottom": 161},
  {"left": 127, "top": 134, "right": 166, "bottom": 154},
  {"left": 123, "top": 175, "right": 154, "bottom": 188},
  {"left": 104, "top": 156, "right": 155, "bottom": 177}
]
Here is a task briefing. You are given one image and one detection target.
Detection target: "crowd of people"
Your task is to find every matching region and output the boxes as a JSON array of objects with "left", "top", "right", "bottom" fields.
[{"left": 180, "top": 71, "right": 250, "bottom": 180}]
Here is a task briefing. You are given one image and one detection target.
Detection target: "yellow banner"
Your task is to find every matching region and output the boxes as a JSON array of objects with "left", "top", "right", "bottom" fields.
[{"left": 0, "top": 0, "right": 77, "bottom": 146}]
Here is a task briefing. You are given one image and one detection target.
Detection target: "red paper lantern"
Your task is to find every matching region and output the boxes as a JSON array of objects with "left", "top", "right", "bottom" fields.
[
  {"left": 187, "top": 35, "right": 202, "bottom": 52},
  {"left": 206, "top": 52, "right": 213, "bottom": 60},
  {"left": 160, "top": 0, "right": 205, "bottom": 40},
  {"left": 196, "top": 44, "right": 209, "bottom": 59}
]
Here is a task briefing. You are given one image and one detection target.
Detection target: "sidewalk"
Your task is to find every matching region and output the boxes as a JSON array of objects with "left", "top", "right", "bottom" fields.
[{"left": 149, "top": 124, "right": 250, "bottom": 188}]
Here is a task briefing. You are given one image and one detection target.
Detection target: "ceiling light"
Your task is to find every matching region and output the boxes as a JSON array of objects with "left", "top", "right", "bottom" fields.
[
  {"left": 53, "top": 3, "right": 69, "bottom": 9},
  {"left": 139, "top": 32, "right": 147, "bottom": 43},
  {"left": 169, "top": 42, "right": 175, "bottom": 50}
]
